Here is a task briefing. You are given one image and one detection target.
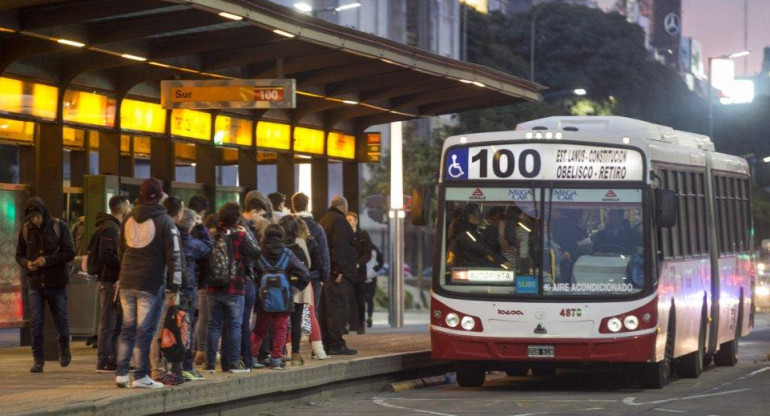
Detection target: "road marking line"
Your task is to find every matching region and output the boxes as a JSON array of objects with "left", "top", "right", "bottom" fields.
[
  {"left": 655, "top": 409, "right": 686, "bottom": 413},
  {"left": 748, "top": 367, "right": 770, "bottom": 376},
  {"left": 372, "top": 398, "right": 458, "bottom": 416},
  {"left": 580, "top": 408, "right": 604, "bottom": 411},
  {"left": 381, "top": 398, "right": 616, "bottom": 403},
  {"left": 623, "top": 388, "right": 751, "bottom": 406}
]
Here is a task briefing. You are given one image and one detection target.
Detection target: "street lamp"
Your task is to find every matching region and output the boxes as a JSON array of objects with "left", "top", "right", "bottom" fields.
[
  {"left": 541, "top": 88, "right": 588, "bottom": 101},
  {"left": 707, "top": 50, "right": 750, "bottom": 138},
  {"left": 293, "top": 1, "right": 361, "bottom": 16}
]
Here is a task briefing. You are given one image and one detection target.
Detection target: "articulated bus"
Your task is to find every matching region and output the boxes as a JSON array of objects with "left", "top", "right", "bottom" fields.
[{"left": 429, "top": 116, "right": 754, "bottom": 389}]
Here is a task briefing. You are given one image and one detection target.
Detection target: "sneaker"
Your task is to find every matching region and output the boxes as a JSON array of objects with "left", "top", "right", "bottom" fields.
[
  {"left": 252, "top": 359, "right": 267, "bottom": 369},
  {"left": 327, "top": 346, "right": 358, "bottom": 355},
  {"left": 132, "top": 375, "right": 164, "bottom": 388},
  {"left": 366, "top": 318, "right": 373, "bottom": 328},
  {"left": 30, "top": 362, "right": 43, "bottom": 373},
  {"left": 59, "top": 345, "right": 71, "bottom": 367},
  {"left": 115, "top": 374, "right": 130, "bottom": 388},
  {"left": 96, "top": 362, "right": 118, "bottom": 373},
  {"left": 156, "top": 373, "right": 185, "bottom": 386},
  {"left": 194, "top": 351, "right": 206, "bottom": 366},
  {"left": 205, "top": 364, "right": 216, "bottom": 374},
  {"left": 182, "top": 369, "right": 206, "bottom": 381},
  {"left": 269, "top": 358, "right": 285, "bottom": 371},
  {"left": 229, "top": 361, "right": 251, "bottom": 374}
]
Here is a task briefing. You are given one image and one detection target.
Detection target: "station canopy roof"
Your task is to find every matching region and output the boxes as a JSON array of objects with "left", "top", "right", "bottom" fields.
[{"left": 0, "top": 0, "right": 543, "bottom": 133}]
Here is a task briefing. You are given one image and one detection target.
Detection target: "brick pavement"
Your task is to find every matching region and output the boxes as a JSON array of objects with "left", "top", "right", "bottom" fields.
[{"left": 1, "top": 328, "right": 432, "bottom": 416}]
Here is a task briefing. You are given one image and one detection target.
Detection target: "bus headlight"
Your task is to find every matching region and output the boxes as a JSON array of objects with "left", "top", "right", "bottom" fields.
[
  {"left": 623, "top": 315, "right": 639, "bottom": 330},
  {"left": 445, "top": 313, "right": 460, "bottom": 328},
  {"left": 607, "top": 317, "right": 622, "bottom": 333},
  {"left": 461, "top": 316, "right": 476, "bottom": 331}
]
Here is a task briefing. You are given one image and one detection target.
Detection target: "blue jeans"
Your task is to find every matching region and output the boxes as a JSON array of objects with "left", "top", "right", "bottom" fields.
[
  {"left": 207, "top": 293, "right": 244, "bottom": 369},
  {"left": 29, "top": 286, "right": 70, "bottom": 363},
  {"left": 222, "top": 280, "right": 256, "bottom": 368},
  {"left": 181, "top": 286, "right": 198, "bottom": 372},
  {"left": 116, "top": 287, "right": 164, "bottom": 379},
  {"left": 97, "top": 282, "right": 121, "bottom": 366}
]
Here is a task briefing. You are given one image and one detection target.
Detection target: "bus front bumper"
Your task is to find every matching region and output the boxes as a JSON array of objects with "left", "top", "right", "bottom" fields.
[{"left": 431, "top": 327, "right": 656, "bottom": 363}]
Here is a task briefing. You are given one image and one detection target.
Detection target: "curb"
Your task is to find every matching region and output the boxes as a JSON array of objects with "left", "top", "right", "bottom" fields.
[{"left": 388, "top": 374, "right": 450, "bottom": 392}]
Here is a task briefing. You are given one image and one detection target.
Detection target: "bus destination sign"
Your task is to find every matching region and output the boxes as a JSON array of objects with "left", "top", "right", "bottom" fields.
[
  {"left": 444, "top": 143, "right": 643, "bottom": 182},
  {"left": 161, "top": 79, "right": 295, "bottom": 110}
]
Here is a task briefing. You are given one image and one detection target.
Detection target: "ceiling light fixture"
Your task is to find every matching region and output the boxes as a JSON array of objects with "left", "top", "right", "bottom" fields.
[
  {"left": 273, "top": 29, "right": 295, "bottom": 38},
  {"left": 121, "top": 53, "right": 147, "bottom": 62},
  {"left": 218, "top": 12, "right": 243, "bottom": 20},
  {"left": 57, "top": 39, "right": 85, "bottom": 48}
]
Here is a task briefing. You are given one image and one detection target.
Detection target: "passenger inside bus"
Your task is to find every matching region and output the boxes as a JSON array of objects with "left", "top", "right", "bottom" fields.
[
  {"left": 591, "top": 209, "right": 642, "bottom": 254},
  {"left": 446, "top": 204, "right": 512, "bottom": 270},
  {"left": 550, "top": 209, "right": 588, "bottom": 282}
]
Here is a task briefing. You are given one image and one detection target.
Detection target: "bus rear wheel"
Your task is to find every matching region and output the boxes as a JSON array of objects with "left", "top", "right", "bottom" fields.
[
  {"left": 714, "top": 303, "right": 742, "bottom": 367},
  {"left": 455, "top": 362, "right": 486, "bottom": 387}
]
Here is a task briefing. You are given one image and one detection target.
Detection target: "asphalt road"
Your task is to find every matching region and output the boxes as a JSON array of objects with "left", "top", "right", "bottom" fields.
[{"left": 276, "top": 312, "right": 770, "bottom": 416}]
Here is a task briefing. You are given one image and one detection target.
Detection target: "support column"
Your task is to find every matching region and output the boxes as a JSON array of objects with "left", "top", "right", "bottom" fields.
[
  {"left": 151, "top": 136, "right": 174, "bottom": 193},
  {"left": 342, "top": 161, "right": 359, "bottom": 214},
  {"left": 69, "top": 150, "right": 87, "bottom": 187},
  {"left": 196, "top": 143, "right": 217, "bottom": 209},
  {"left": 311, "top": 157, "right": 328, "bottom": 219},
  {"left": 238, "top": 148, "right": 257, "bottom": 192},
  {"left": 98, "top": 132, "right": 121, "bottom": 176},
  {"left": 35, "top": 122, "right": 64, "bottom": 360},
  {"left": 277, "top": 152, "right": 294, "bottom": 198}
]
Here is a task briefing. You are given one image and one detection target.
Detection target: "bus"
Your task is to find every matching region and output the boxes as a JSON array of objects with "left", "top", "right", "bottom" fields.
[{"left": 428, "top": 116, "right": 754, "bottom": 389}]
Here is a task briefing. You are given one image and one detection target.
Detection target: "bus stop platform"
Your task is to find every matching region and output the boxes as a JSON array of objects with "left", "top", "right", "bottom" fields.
[{"left": 0, "top": 318, "right": 440, "bottom": 416}]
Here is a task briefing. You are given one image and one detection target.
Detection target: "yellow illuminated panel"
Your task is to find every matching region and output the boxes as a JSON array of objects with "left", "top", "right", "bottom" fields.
[
  {"left": 62, "top": 90, "right": 116, "bottom": 127},
  {"left": 214, "top": 115, "right": 252, "bottom": 146},
  {"left": 121, "top": 99, "right": 166, "bottom": 134},
  {"left": 174, "top": 142, "right": 196, "bottom": 162},
  {"left": 257, "top": 151, "right": 278, "bottom": 162},
  {"left": 293, "top": 126, "right": 324, "bottom": 155},
  {"left": 62, "top": 127, "right": 85, "bottom": 149},
  {"left": 256, "top": 121, "right": 290, "bottom": 150},
  {"left": 170, "top": 109, "right": 211, "bottom": 141},
  {"left": 0, "top": 77, "right": 58, "bottom": 120},
  {"left": 134, "top": 136, "right": 151, "bottom": 155},
  {"left": 327, "top": 132, "right": 355, "bottom": 159},
  {"left": 220, "top": 147, "right": 239, "bottom": 164},
  {"left": 121, "top": 135, "right": 130, "bottom": 153},
  {"left": 0, "top": 117, "right": 35, "bottom": 142},
  {"left": 461, "top": 0, "right": 487, "bottom": 14}
]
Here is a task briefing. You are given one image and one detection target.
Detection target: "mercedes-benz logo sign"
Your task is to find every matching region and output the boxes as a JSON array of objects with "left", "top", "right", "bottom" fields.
[{"left": 664, "top": 12, "right": 680, "bottom": 36}]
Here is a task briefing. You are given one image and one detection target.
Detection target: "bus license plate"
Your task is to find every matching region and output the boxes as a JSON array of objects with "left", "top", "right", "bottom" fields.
[{"left": 527, "top": 345, "right": 555, "bottom": 358}]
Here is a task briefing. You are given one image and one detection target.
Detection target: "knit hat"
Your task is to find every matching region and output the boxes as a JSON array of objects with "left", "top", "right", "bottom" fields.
[{"left": 138, "top": 178, "right": 163, "bottom": 205}]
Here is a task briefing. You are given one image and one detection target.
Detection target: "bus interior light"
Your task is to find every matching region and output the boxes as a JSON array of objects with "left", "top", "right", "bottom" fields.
[
  {"left": 607, "top": 317, "right": 622, "bottom": 332},
  {"left": 623, "top": 315, "right": 639, "bottom": 330},
  {"left": 461, "top": 316, "right": 476, "bottom": 331},
  {"left": 446, "top": 313, "right": 460, "bottom": 328}
]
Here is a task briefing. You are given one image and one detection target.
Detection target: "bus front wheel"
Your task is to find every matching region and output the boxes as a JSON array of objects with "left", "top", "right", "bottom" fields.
[
  {"left": 639, "top": 314, "right": 674, "bottom": 389},
  {"left": 455, "top": 362, "right": 486, "bottom": 387}
]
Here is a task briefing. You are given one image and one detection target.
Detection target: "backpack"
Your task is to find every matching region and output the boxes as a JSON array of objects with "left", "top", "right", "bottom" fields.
[
  {"left": 159, "top": 305, "right": 191, "bottom": 363},
  {"left": 207, "top": 231, "right": 234, "bottom": 287},
  {"left": 258, "top": 248, "right": 293, "bottom": 313}
]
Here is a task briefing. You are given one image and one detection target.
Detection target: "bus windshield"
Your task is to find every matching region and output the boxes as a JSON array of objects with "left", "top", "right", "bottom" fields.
[{"left": 440, "top": 186, "right": 645, "bottom": 298}]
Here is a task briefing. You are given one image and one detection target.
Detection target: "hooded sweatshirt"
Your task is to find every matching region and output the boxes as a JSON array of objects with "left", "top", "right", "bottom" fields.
[
  {"left": 119, "top": 203, "right": 182, "bottom": 294},
  {"left": 15, "top": 198, "right": 75, "bottom": 288},
  {"left": 91, "top": 212, "right": 121, "bottom": 283}
]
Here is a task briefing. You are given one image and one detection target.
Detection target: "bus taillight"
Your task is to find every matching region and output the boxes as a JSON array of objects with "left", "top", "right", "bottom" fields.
[
  {"left": 431, "top": 298, "right": 484, "bottom": 332},
  {"left": 599, "top": 297, "right": 658, "bottom": 334}
]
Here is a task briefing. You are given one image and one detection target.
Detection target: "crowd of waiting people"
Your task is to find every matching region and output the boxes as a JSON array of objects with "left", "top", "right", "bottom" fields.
[{"left": 15, "top": 177, "right": 383, "bottom": 388}]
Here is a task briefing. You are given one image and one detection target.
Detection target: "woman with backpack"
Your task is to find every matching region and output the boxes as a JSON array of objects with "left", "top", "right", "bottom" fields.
[{"left": 250, "top": 223, "right": 309, "bottom": 370}]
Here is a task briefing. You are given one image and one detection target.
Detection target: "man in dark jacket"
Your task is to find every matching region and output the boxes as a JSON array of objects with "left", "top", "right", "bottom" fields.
[
  {"left": 187, "top": 195, "right": 212, "bottom": 367},
  {"left": 291, "top": 192, "right": 330, "bottom": 308},
  {"left": 90, "top": 195, "right": 131, "bottom": 372},
  {"left": 15, "top": 197, "right": 75, "bottom": 373},
  {"left": 318, "top": 195, "right": 358, "bottom": 355},
  {"left": 115, "top": 178, "right": 183, "bottom": 389}
]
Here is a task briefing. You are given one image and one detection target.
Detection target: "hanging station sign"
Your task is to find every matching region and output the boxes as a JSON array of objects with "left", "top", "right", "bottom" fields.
[{"left": 160, "top": 79, "right": 295, "bottom": 110}]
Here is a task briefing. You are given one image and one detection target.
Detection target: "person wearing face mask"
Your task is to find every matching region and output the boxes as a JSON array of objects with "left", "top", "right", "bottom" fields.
[{"left": 446, "top": 204, "right": 511, "bottom": 270}]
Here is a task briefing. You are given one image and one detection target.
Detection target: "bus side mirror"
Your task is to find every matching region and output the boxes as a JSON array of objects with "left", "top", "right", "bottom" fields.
[
  {"left": 655, "top": 189, "right": 677, "bottom": 228},
  {"left": 410, "top": 186, "right": 431, "bottom": 226}
]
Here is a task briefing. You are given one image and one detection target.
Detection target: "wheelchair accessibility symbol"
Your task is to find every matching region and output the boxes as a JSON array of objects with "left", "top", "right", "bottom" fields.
[{"left": 445, "top": 149, "right": 468, "bottom": 180}]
